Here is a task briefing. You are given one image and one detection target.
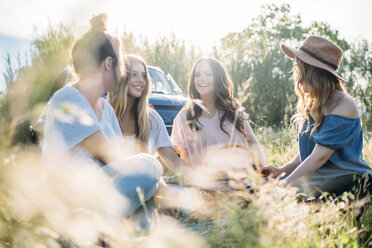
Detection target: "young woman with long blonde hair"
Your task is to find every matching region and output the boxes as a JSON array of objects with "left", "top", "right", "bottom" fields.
[
  {"left": 261, "top": 36, "right": 371, "bottom": 197},
  {"left": 109, "top": 54, "right": 187, "bottom": 174},
  {"left": 171, "top": 57, "right": 266, "bottom": 167}
]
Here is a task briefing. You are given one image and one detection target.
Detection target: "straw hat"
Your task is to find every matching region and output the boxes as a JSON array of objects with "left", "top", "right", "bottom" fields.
[{"left": 281, "top": 35, "right": 346, "bottom": 82}]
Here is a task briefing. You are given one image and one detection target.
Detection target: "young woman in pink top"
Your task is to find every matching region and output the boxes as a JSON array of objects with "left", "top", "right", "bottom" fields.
[{"left": 171, "top": 57, "right": 266, "bottom": 167}]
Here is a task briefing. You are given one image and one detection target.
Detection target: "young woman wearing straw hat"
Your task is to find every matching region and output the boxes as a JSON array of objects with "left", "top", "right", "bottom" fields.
[{"left": 260, "top": 36, "right": 371, "bottom": 198}]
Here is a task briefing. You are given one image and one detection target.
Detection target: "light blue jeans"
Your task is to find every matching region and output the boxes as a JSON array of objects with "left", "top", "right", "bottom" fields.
[{"left": 102, "top": 153, "right": 163, "bottom": 218}]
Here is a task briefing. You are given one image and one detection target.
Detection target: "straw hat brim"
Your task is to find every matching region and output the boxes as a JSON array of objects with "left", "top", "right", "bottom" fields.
[{"left": 281, "top": 44, "right": 347, "bottom": 82}]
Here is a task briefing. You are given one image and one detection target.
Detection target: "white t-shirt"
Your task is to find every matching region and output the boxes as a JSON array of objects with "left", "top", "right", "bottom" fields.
[
  {"left": 42, "top": 86, "right": 124, "bottom": 166},
  {"left": 123, "top": 108, "right": 173, "bottom": 156},
  {"left": 171, "top": 108, "right": 252, "bottom": 166}
]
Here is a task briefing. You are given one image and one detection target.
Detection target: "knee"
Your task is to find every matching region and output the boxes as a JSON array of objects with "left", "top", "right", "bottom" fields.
[
  {"left": 135, "top": 153, "right": 163, "bottom": 178},
  {"left": 106, "top": 154, "right": 163, "bottom": 183}
]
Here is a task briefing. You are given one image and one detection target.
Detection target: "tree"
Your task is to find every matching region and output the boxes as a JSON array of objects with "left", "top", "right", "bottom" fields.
[
  {"left": 121, "top": 31, "right": 202, "bottom": 92},
  {"left": 345, "top": 40, "right": 372, "bottom": 129},
  {"left": 142, "top": 33, "right": 201, "bottom": 91},
  {"left": 218, "top": 3, "right": 353, "bottom": 127},
  {"left": 121, "top": 30, "right": 143, "bottom": 55},
  {"left": 1, "top": 24, "right": 74, "bottom": 147},
  {"left": 218, "top": 4, "right": 309, "bottom": 127},
  {"left": 1, "top": 5, "right": 370, "bottom": 149}
]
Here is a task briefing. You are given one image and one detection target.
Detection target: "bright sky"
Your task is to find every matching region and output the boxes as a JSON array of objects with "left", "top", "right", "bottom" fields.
[{"left": 0, "top": 0, "right": 371, "bottom": 50}]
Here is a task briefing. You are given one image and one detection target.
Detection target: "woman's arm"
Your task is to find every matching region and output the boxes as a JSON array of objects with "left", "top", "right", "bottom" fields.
[
  {"left": 158, "top": 146, "right": 201, "bottom": 186},
  {"left": 260, "top": 153, "right": 301, "bottom": 178},
  {"left": 157, "top": 146, "right": 189, "bottom": 174},
  {"left": 282, "top": 93, "right": 356, "bottom": 187},
  {"left": 177, "top": 146, "right": 191, "bottom": 164},
  {"left": 170, "top": 110, "right": 191, "bottom": 163},
  {"left": 280, "top": 153, "right": 302, "bottom": 176},
  {"left": 249, "top": 143, "right": 266, "bottom": 168},
  {"left": 283, "top": 144, "right": 334, "bottom": 187},
  {"left": 81, "top": 131, "right": 122, "bottom": 165},
  {"left": 244, "top": 122, "right": 266, "bottom": 167}
]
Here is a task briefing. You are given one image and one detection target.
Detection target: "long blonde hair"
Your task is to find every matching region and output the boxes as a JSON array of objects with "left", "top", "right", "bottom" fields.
[
  {"left": 186, "top": 57, "right": 247, "bottom": 137},
  {"left": 291, "top": 57, "right": 346, "bottom": 135},
  {"left": 109, "top": 55, "right": 151, "bottom": 146}
]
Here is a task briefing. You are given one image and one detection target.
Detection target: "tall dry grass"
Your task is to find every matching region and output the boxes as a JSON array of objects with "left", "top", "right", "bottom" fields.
[
  {"left": 200, "top": 128, "right": 372, "bottom": 248},
  {"left": 0, "top": 127, "right": 370, "bottom": 247},
  {"left": 0, "top": 148, "right": 208, "bottom": 247}
]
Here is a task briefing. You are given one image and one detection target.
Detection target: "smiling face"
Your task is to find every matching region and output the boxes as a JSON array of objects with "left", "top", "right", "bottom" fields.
[
  {"left": 127, "top": 62, "right": 147, "bottom": 98},
  {"left": 194, "top": 61, "right": 215, "bottom": 98}
]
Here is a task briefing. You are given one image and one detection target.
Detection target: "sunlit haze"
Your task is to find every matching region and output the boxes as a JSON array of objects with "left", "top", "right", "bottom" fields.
[
  {"left": 0, "top": 0, "right": 371, "bottom": 91},
  {"left": 1, "top": 0, "right": 371, "bottom": 49}
]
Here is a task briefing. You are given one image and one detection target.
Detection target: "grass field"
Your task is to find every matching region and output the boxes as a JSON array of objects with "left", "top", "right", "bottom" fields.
[
  {"left": 198, "top": 127, "right": 372, "bottom": 248},
  {"left": 0, "top": 127, "right": 371, "bottom": 247}
]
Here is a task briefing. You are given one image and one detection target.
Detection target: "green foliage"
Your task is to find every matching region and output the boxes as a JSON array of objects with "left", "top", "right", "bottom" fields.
[
  {"left": 2, "top": 53, "right": 21, "bottom": 86},
  {"left": 206, "top": 205, "right": 262, "bottom": 247},
  {"left": 1, "top": 24, "right": 74, "bottom": 147},
  {"left": 202, "top": 128, "right": 372, "bottom": 248},
  {"left": 29, "top": 24, "right": 74, "bottom": 105},
  {"left": 217, "top": 4, "right": 309, "bottom": 127},
  {"left": 0, "top": 128, "right": 370, "bottom": 247},
  {"left": 121, "top": 31, "right": 202, "bottom": 92},
  {"left": 217, "top": 4, "right": 365, "bottom": 128},
  {"left": 142, "top": 33, "right": 201, "bottom": 92},
  {"left": 0, "top": 4, "right": 371, "bottom": 247},
  {"left": 121, "top": 29, "right": 143, "bottom": 55},
  {"left": 1, "top": 3, "right": 371, "bottom": 141},
  {"left": 254, "top": 126, "right": 298, "bottom": 167},
  {"left": 344, "top": 40, "right": 372, "bottom": 129}
]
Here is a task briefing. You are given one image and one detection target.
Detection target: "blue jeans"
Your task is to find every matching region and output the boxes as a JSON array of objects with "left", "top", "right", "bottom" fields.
[{"left": 102, "top": 153, "right": 163, "bottom": 218}]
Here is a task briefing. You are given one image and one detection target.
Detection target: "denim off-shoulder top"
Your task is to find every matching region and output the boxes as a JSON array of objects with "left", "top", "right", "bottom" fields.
[{"left": 298, "top": 115, "right": 371, "bottom": 188}]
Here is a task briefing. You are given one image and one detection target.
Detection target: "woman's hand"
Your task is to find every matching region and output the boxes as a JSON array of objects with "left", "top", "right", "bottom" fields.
[{"left": 259, "top": 166, "right": 283, "bottom": 178}]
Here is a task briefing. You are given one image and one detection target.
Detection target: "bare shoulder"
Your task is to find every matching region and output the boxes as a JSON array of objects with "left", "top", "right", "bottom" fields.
[{"left": 328, "top": 91, "right": 359, "bottom": 118}]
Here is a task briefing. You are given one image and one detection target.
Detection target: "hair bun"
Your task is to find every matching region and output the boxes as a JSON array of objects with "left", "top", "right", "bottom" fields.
[{"left": 89, "top": 14, "right": 107, "bottom": 32}]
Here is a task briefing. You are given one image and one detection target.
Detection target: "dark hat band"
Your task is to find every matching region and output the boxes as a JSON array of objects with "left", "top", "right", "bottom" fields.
[{"left": 300, "top": 47, "right": 338, "bottom": 70}]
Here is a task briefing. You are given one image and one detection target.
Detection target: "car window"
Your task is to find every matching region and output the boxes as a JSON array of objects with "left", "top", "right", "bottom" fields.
[
  {"left": 166, "top": 73, "right": 183, "bottom": 95},
  {"left": 149, "top": 68, "right": 174, "bottom": 95}
]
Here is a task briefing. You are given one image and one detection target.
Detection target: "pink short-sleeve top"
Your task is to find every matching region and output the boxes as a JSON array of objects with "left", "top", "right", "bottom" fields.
[{"left": 171, "top": 108, "right": 251, "bottom": 166}]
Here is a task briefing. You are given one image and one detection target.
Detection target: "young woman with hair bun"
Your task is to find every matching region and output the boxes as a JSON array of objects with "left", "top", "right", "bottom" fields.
[{"left": 42, "top": 14, "right": 163, "bottom": 218}]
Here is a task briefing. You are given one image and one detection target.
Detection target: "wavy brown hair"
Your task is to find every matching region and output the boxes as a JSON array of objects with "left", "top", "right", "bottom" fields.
[
  {"left": 186, "top": 57, "right": 246, "bottom": 137},
  {"left": 109, "top": 55, "right": 151, "bottom": 147},
  {"left": 291, "top": 57, "right": 347, "bottom": 135}
]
